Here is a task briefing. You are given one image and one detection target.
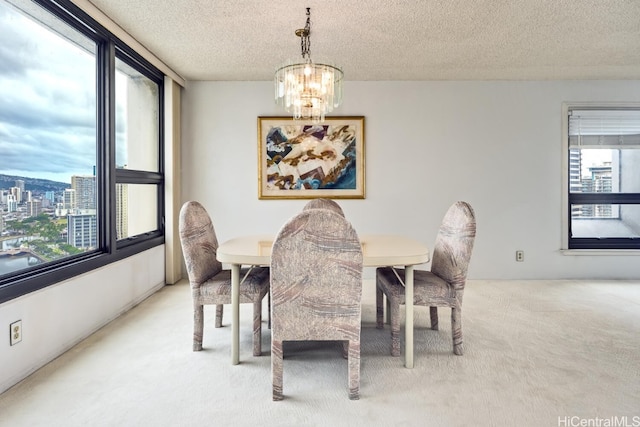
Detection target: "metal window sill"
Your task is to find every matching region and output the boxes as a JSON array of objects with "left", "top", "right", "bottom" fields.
[{"left": 561, "top": 249, "right": 640, "bottom": 256}]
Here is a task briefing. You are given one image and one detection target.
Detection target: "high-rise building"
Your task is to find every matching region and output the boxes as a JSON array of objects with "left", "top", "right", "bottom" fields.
[
  {"left": 115, "top": 183, "right": 129, "bottom": 240},
  {"left": 7, "top": 195, "right": 17, "bottom": 213},
  {"left": 27, "top": 199, "right": 42, "bottom": 217},
  {"left": 569, "top": 149, "right": 582, "bottom": 192},
  {"left": 16, "top": 179, "right": 27, "bottom": 203},
  {"left": 10, "top": 187, "right": 21, "bottom": 204},
  {"left": 67, "top": 214, "right": 97, "bottom": 248},
  {"left": 71, "top": 175, "right": 96, "bottom": 210},
  {"left": 64, "top": 189, "right": 76, "bottom": 210},
  {"left": 569, "top": 149, "right": 583, "bottom": 217},
  {"left": 45, "top": 191, "right": 56, "bottom": 205}
]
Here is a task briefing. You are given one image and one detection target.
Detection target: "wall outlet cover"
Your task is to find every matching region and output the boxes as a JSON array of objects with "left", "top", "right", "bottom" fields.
[{"left": 10, "top": 320, "right": 22, "bottom": 346}]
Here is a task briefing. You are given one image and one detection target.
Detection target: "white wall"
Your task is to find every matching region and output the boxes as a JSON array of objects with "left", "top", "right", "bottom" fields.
[
  {"left": 0, "top": 246, "right": 165, "bottom": 393},
  {"left": 182, "top": 80, "right": 640, "bottom": 280}
]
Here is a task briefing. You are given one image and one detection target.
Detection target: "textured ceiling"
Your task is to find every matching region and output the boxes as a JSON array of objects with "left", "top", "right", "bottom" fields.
[{"left": 85, "top": 0, "right": 640, "bottom": 82}]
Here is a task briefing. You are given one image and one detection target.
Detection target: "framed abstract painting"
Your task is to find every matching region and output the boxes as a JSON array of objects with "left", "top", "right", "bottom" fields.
[{"left": 257, "top": 116, "right": 365, "bottom": 199}]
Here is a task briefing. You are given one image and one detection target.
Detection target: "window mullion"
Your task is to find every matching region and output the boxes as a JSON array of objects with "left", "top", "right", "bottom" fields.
[
  {"left": 569, "top": 193, "right": 640, "bottom": 205},
  {"left": 97, "top": 40, "right": 117, "bottom": 254}
]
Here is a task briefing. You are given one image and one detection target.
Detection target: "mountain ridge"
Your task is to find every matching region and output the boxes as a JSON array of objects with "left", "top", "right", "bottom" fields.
[{"left": 0, "top": 173, "right": 69, "bottom": 193}]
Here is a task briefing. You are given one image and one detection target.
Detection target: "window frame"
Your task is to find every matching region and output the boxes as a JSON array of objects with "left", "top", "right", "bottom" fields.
[
  {"left": 0, "top": 0, "right": 165, "bottom": 304},
  {"left": 562, "top": 102, "right": 640, "bottom": 251}
]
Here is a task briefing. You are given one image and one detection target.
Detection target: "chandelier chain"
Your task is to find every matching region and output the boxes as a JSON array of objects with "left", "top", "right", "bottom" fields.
[{"left": 300, "top": 7, "right": 311, "bottom": 61}]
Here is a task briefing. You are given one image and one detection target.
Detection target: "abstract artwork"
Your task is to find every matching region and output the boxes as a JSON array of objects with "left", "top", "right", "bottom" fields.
[{"left": 258, "top": 116, "right": 365, "bottom": 199}]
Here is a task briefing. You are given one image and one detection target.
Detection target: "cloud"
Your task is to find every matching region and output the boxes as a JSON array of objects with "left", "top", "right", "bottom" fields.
[
  {"left": 0, "top": 1, "right": 153, "bottom": 181},
  {"left": 0, "top": 0, "right": 97, "bottom": 178},
  {"left": 0, "top": 3, "right": 38, "bottom": 77}
]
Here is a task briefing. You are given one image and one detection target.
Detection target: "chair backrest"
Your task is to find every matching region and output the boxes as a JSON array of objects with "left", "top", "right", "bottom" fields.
[
  {"left": 178, "top": 201, "right": 223, "bottom": 288},
  {"left": 302, "top": 198, "right": 345, "bottom": 217},
  {"left": 430, "top": 201, "right": 477, "bottom": 292},
  {"left": 270, "top": 208, "right": 363, "bottom": 342}
]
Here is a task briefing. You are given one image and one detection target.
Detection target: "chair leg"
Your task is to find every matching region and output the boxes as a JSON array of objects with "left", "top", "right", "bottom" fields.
[
  {"left": 272, "top": 340, "right": 284, "bottom": 401},
  {"left": 215, "top": 305, "right": 223, "bottom": 328},
  {"left": 452, "top": 306, "right": 463, "bottom": 355},
  {"left": 193, "top": 304, "right": 204, "bottom": 351},
  {"left": 267, "top": 291, "right": 271, "bottom": 330},
  {"left": 386, "top": 298, "right": 391, "bottom": 325},
  {"left": 253, "top": 300, "right": 262, "bottom": 356},
  {"left": 390, "top": 299, "right": 401, "bottom": 357},
  {"left": 376, "top": 286, "right": 384, "bottom": 329},
  {"left": 430, "top": 306, "right": 439, "bottom": 330},
  {"left": 348, "top": 340, "right": 360, "bottom": 400}
]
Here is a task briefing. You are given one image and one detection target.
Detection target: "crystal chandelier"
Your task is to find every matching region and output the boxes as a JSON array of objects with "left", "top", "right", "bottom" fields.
[{"left": 274, "top": 8, "right": 343, "bottom": 122}]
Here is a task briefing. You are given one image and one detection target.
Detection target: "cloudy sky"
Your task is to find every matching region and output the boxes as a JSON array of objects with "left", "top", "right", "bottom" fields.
[{"left": 0, "top": 0, "right": 126, "bottom": 184}]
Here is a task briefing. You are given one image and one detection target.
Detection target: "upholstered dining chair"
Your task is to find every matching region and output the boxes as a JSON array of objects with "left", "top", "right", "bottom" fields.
[
  {"left": 302, "top": 198, "right": 345, "bottom": 217},
  {"left": 270, "top": 208, "right": 363, "bottom": 400},
  {"left": 178, "top": 201, "right": 270, "bottom": 356},
  {"left": 376, "top": 201, "right": 476, "bottom": 356}
]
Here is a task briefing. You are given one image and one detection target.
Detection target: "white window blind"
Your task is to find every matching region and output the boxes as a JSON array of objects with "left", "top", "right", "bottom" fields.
[{"left": 569, "top": 109, "right": 640, "bottom": 148}]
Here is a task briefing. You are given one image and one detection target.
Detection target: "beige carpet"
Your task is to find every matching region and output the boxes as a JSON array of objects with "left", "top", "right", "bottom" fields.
[{"left": 1, "top": 279, "right": 639, "bottom": 427}]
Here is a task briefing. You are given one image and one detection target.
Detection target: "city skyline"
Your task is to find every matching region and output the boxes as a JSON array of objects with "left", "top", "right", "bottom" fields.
[{"left": 580, "top": 149, "right": 612, "bottom": 179}]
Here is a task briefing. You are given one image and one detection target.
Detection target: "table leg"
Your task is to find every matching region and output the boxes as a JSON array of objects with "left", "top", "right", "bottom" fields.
[
  {"left": 231, "top": 263, "right": 240, "bottom": 365},
  {"left": 405, "top": 265, "right": 414, "bottom": 368}
]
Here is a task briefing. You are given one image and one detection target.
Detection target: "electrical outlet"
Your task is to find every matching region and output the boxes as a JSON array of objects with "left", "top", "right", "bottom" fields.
[
  {"left": 515, "top": 250, "right": 524, "bottom": 262},
  {"left": 10, "top": 320, "right": 22, "bottom": 346}
]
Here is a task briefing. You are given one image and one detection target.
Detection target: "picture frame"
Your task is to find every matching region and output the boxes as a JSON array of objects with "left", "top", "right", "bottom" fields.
[{"left": 257, "top": 116, "right": 365, "bottom": 199}]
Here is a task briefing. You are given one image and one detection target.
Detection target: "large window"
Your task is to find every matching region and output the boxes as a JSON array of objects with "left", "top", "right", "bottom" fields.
[
  {"left": 0, "top": 0, "right": 164, "bottom": 303},
  {"left": 114, "top": 56, "right": 162, "bottom": 241},
  {"left": 566, "top": 106, "right": 640, "bottom": 249}
]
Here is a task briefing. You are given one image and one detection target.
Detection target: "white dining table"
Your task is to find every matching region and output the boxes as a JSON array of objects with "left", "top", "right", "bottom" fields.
[{"left": 217, "top": 233, "right": 430, "bottom": 368}]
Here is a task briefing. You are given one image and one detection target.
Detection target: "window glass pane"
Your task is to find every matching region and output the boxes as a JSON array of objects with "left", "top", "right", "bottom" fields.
[
  {"left": 115, "top": 58, "right": 159, "bottom": 172},
  {"left": 116, "top": 183, "right": 158, "bottom": 239},
  {"left": 570, "top": 149, "right": 640, "bottom": 194},
  {"left": 571, "top": 204, "right": 640, "bottom": 238},
  {"left": 0, "top": 0, "right": 97, "bottom": 277}
]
